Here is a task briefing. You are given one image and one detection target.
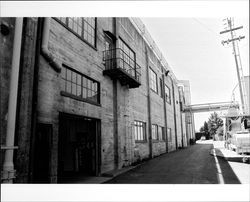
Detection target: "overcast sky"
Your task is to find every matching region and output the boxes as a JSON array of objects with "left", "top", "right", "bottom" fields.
[{"left": 141, "top": 17, "right": 249, "bottom": 131}]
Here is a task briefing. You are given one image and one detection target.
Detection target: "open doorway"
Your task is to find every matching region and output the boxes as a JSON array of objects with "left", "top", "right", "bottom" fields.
[{"left": 58, "top": 113, "right": 101, "bottom": 182}]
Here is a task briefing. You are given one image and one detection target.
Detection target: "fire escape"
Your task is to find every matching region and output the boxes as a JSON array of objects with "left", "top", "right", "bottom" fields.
[{"left": 103, "top": 48, "right": 141, "bottom": 88}]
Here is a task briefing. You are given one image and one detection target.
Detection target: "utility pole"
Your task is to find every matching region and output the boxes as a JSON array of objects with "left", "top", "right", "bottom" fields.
[{"left": 220, "top": 18, "right": 247, "bottom": 114}]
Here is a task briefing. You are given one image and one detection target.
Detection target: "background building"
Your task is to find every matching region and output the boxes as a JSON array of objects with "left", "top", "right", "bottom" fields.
[{"left": 1, "top": 17, "right": 195, "bottom": 183}]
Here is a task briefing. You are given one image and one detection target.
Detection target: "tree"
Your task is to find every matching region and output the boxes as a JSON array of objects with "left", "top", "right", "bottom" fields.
[
  {"left": 207, "top": 112, "right": 223, "bottom": 140},
  {"left": 200, "top": 121, "right": 209, "bottom": 139}
]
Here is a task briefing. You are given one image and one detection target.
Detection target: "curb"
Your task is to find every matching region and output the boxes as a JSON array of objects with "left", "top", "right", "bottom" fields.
[{"left": 210, "top": 148, "right": 250, "bottom": 164}]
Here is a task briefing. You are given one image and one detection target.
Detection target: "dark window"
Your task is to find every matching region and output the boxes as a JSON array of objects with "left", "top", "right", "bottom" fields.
[
  {"left": 167, "top": 128, "right": 172, "bottom": 142},
  {"left": 159, "top": 78, "right": 163, "bottom": 98},
  {"left": 56, "top": 17, "right": 96, "bottom": 47},
  {"left": 152, "top": 124, "right": 158, "bottom": 140},
  {"left": 61, "top": 65, "right": 100, "bottom": 104},
  {"left": 165, "top": 85, "right": 171, "bottom": 104},
  {"left": 134, "top": 121, "right": 146, "bottom": 141},
  {"left": 149, "top": 68, "right": 158, "bottom": 93}
]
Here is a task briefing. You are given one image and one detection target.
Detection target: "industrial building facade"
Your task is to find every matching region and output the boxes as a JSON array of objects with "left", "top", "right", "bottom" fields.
[{"left": 1, "top": 17, "right": 195, "bottom": 183}]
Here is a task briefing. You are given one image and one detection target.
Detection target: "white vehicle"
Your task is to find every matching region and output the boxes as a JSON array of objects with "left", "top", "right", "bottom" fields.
[{"left": 229, "top": 131, "right": 250, "bottom": 154}]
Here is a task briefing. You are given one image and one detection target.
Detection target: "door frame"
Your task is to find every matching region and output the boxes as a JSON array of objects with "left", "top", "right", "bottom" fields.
[{"left": 58, "top": 112, "right": 101, "bottom": 177}]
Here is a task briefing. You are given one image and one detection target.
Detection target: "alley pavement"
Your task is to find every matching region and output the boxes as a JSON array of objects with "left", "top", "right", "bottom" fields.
[{"left": 104, "top": 140, "right": 250, "bottom": 184}]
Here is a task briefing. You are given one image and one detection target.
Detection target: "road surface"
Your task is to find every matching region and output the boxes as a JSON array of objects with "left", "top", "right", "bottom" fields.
[{"left": 105, "top": 140, "right": 245, "bottom": 184}]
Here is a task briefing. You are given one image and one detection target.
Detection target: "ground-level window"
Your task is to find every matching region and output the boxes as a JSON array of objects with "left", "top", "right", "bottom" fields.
[
  {"left": 158, "top": 126, "right": 165, "bottom": 141},
  {"left": 167, "top": 128, "right": 172, "bottom": 142},
  {"left": 134, "top": 121, "right": 146, "bottom": 142},
  {"left": 61, "top": 65, "right": 100, "bottom": 104},
  {"left": 149, "top": 68, "right": 158, "bottom": 93},
  {"left": 56, "top": 17, "right": 96, "bottom": 47},
  {"left": 165, "top": 85, "right": 171, "bottom": 104},
  {"left": 152, "top": 124, "right": 158, "bottom": 140}
]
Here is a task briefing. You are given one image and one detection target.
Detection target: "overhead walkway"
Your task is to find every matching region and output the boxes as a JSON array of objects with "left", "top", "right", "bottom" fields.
[{"left": 184, "top": 102, "right": 239, "bottom": 113}]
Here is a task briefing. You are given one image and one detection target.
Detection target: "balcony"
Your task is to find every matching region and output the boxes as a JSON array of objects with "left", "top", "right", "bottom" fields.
[{"left": 103, "top": 48, "right": 141, "bottom": 88}]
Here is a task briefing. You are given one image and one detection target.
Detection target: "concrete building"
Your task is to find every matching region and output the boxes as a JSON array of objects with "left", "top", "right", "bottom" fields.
[
  {"left": 243, "top": 76, "right": 249, "bottom": 115},
  {"left": 1, "top": 17, "right": 195, "bottom": 183}
]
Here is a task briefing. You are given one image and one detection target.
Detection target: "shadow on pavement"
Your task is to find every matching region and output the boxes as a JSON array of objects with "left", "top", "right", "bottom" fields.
[{"left": 104, "top": 140, "right": 241, "bottom": 184}]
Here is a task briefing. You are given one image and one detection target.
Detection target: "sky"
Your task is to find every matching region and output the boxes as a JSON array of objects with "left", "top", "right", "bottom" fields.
[{"left": 141, "top": 17, "right": 249, "bottom": 131}]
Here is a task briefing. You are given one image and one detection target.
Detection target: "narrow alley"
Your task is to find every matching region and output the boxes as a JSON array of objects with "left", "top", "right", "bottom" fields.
[{"left": 105, "top": 140, "right": 249, "bottom": 184}]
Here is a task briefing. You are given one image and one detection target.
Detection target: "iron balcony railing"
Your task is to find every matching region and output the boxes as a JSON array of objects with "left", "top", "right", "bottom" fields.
[{"left": 103, "top": 48, "right": 141, "bottom": 83}]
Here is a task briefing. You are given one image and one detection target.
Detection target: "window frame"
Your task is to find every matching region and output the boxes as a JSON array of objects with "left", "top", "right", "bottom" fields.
[
  {"left": 152, "top": 124, "right": 158, "bottom": 141},
  {"left": 158, "top": 126, "right": 165, "bottom": 141},
  {"left": 165, "top": 84, "right": 171, "bottom": 104},
  {"left": 118, "top": 38, "right": 136, "bottom": 70},
  {"left": 149, "top": 68, "right": 158, "bottom": 93},
  {"left": 54, "top": 17, "right": 97, "bottom": 49},
  {"left": 167, "top": 128, "right": 172, "bottom": 143},
  {"left": 159, "top": 78, "right": 163, "bottom": 98},
  {"left": 60, "top": 64, "right": 101, "bottom": 106},
  {"left": 134, "top": 120, "right": 147, "bottom": 142}
]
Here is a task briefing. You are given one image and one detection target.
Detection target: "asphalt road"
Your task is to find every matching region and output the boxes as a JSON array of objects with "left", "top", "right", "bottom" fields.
[{"left": 105, "top": 141, "right": 242, "bottom": 184}]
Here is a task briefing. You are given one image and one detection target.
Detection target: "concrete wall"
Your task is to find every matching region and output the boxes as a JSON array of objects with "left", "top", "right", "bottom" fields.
[
  {"left": 1, "top": 17, "right": 194, "bottom": 183},
  {"left": 0, "top": 18, "right": 15, "bottom": 168}
]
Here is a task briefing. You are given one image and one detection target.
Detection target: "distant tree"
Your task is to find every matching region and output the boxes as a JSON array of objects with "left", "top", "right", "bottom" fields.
[
  {"left": 200, "top": 121, "right": 208, "bottom": 132},
  {"left": 208, "top": 112, "right": 223, "bottom": 140},
  {"left": 199, "top": 126, "right": 204, "bottom": 132}
]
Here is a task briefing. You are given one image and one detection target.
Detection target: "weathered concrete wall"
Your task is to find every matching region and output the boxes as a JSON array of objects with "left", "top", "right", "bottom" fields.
[
  {"left": 37, "top": 18, "right": 116, "bottom": 181},
  {"left": 0, "top": 17, "right": 15, "bottom": 169},
  {"left": 1, "top": 17, "right": 193, "bottom": 183},
  {"left": 15, "top": 18, "right": 38, "bottom": 183}
]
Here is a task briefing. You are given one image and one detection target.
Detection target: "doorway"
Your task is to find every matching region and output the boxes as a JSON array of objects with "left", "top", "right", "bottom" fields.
[
  {"left": 58, "top": 113, "right": 100, "bottom": 182},
  {"left": 33, "top": 123, "right": 52, "bottom": 183}
]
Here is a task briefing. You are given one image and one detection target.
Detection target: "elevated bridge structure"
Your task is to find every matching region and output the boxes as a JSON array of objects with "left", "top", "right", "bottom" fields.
[{"left": 184, "top": 102, "right": 239, "bottom": 113}]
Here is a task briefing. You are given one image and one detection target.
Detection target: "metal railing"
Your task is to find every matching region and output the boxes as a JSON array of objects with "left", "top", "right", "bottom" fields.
[{"left": 103, "top": 48, "right": 141, "bottom": 83}]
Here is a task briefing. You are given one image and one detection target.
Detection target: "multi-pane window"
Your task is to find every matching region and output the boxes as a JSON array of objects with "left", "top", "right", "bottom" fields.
[
  {"left": 61, "top": 65, "right": 100, "bottom": 104},
  {"left": 56, "top": 17, "right": 96, "bottom": 47},
  {"left": 165, "top": 85, "right": 171, "bottom": 104},
  {"left": 118, "top": 39, "right": 136, "bottom": 76},
  {"left": 134, "top": 121, "right": 146, "bottom": 141},
  {"left": 167, "top": 128, "right": 172, "bottom": 142},
  {"left": 149, "top": 68, "right": 157, "bottom": 93},
  {"left": 152, "top": 124, "right": 158, "bottom": 140},
  {"left": 158, "top": 126, "right": 165, "bottom": 141}
]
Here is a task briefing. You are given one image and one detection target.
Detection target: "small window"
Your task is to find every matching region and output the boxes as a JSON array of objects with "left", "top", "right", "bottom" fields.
[
  {"left": 165, "top": 85, "right": 171, "bottom": 104},
  {"left": 134, "top": 121, "right": 146, "bottom": 142},
  {"left": 56, "top": 17, "right": 96, "bottom": 47},
  {"left": 167, "top": 128, "right": 172, "bottom": 142},
  {"left": 152, "top": 124, "right": 158, "bottom": 140},
  {"left": 61, "top": 65, "right": 100, "bottom": 104},
  {"left": 149, "top": 68, "right": 158, "bottom": 93},
  {"left": 159, "top": 78, "right": 163, "bottom": 98},
  {"left": 158, "top": 126, "right": 165, "bottom": 141}
]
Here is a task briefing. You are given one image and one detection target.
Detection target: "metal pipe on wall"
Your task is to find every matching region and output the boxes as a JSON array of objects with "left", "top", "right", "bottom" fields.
[
  {"left": 41, "top": 18, "right": 61, "bottom": 72},
  {"left": 2, "top": 18, "right": 23, "bottom": 183}
]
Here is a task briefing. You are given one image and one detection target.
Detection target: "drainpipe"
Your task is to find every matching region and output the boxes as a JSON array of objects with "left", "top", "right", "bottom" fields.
[
  {"left": 170, "top": 76, "right": 178, "bottom": 150},
  {"left": 2, "top": 18, "right": 23, "bottom": 183},
  {"left": 41, "top": 18, "right": 61, "bottom": 72},
  {"left": 162, "top": 72, "right": 168, "bottom": 153},
  {"left": 113, "top": 17, "right": 119, "bottom": 169},
  {"left": 179, "top": 90, "right": 184, "bottom": 148},
  {"left": 145, "top": 47, "right": 153, "bottom": 158}
]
